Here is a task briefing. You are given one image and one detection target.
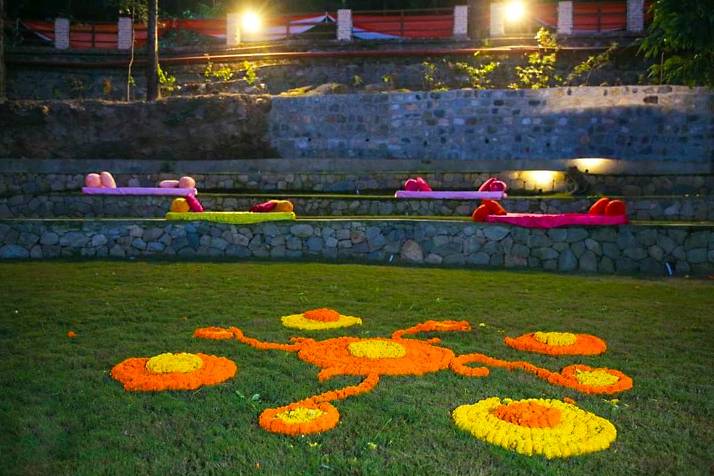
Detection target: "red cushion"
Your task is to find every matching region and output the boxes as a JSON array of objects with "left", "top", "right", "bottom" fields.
[
  {"left": 250, "top": 200, "right": 277, "bottom": 213},
  {"left": 588, "top": 197, "right": 610, "bottom": 215},
  {"left": 605, "top": 199, "right": 626, "bottom": 216},
  {"left": 471, "top": 205, "right": 490, "bottom": 222},
  {"left": 483, "top": 200, "right": 507, "bottom": 216}
]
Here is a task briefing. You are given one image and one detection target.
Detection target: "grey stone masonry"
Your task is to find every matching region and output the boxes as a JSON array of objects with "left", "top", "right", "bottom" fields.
[
  {"left": 2, "top": 193, "right": 713, "bottom": 222},
  {"left": 1, "top": 219, "right": 712, "bottom": 276},
  {"left": 1, "top": 87, "right": 712, "bottom": 165},
  {"left": 270, "top": 86, "right": 713, "bottom": 163}
]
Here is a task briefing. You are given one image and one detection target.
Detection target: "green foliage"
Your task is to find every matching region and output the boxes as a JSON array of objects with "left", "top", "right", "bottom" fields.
[
  {"left": 566, "top": 43, "right": 619, "bottom": 86},
  {"left": 421, "top": 61, "right": 444, "bottom": 91},
  {"left": 453, "top": 53, "right": 500, "bottom": 89},
  {"left": 157, "top": 64, "right": 176, "bottom": 94},
  {"left": 204, "top": 61, "right": 235, "bottom": 82},
  {"left": 510, "top": 28, "right": 562, "bottom": 90},
  {"left": 381, "top": 73, "right": 394, "bottom": 88},
  {"left": 242, "top": 61, "right": 258, "bottom": 87},
  {"left": 352, "top": 75, "right": 364, "bottom": 88},
  {"left": 640, "top": 0, "right": 714, "bottom": 87}
]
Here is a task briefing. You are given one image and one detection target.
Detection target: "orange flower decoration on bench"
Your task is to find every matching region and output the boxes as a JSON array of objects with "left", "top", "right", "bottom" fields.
[
  {"left": 111, "top": 352, "right": 237, "bottom": 392},
  {"left": 505, "top": 331, "right": 607, "bottom": 356}
]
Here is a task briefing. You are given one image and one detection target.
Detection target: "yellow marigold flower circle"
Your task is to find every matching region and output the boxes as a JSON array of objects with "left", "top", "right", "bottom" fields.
[
  {"left": 453, "top": 397, "right": 617, "bottom": 459},
  {"left": 348, "top": 339, "right": 407, "bottom": 359},
  {"left": 533, "top": 331, "right": 577, "bottom": 346},
  {"left": 146, "top": 352, "right": 204, "bottom": 374},
  {"left": 276, "top": 406, "right": 326, "bottom": 424},
  {"left": 281, "top": 311, "right": 362, "bottom": 330},
  {"left": 575, "top": 369, "right": 621, "bottom": 387}
]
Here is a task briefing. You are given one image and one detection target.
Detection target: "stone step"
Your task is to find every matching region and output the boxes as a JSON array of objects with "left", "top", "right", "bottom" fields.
[
  {"left": 2, "top": 192, "right": 713, "bottom": 222},
  {"left": 2, "top": 159, "right": 713, "bottom": 196}
]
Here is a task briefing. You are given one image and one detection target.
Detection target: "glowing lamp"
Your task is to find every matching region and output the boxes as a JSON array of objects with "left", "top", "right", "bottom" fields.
[
  {"left": 241, "top": 11, "right": 262, "bottom": 34},
  {"left": 504, "top": 1, "right": 526, "bottom": 23},
  {"left": 524, "top": 170, "right": 559, "bottom": 189}
]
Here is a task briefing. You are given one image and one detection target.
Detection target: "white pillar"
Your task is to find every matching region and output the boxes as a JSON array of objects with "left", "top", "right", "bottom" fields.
[
  {"left": 117, "top": 17, "right": 133, "bottom": 50},
  {"left": 54, "top": 18, "right": 70, "bottom": 49},
  {"left": 557, "top": 1, "right": 573, "bottom": 35},
  {"left": 453, "top": 5, "right": 469, "bottom": 39},
  {"left": 626, "top": 0, "right": 644, "bottom": 33},
  {"left": 337, "top": 9, "right": 352, "bottom": 41},
  {"left": 226, "top": 12, "right": 241, "bottom": 46},
  {"left": 489, "top": 2, "right": 505, "bottom": 37}
]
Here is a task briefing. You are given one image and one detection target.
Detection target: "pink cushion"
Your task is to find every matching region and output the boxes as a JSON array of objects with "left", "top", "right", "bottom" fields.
[
  {"left": 100, "top": 171, "right": 117, "bottom": 188},
  {"left": 85, "top": 173, "right": 101, "bottom": 187},
  {"left": 179, "top": 176, "right": 196, "bottom": 189},
  {"left": 159, "top": 180, "right": 180, "bottom": 188},
  {"left": 486, "top": 213, "right": 628, "bottom": 229},
  {"left": 185, "top": 194, "right": 204, "bottom": 212}
]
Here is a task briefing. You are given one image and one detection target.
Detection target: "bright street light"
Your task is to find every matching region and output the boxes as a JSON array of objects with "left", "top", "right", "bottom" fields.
[
  {"left": 504, "top": 1, "right": 526, "bottom": 23},
  {"left": 241, "top": 10, "right": 262, "bottom": 34}
]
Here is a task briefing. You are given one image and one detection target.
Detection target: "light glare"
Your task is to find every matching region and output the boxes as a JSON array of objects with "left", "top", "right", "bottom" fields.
[
  {"left": 241, "top": 11, "right": 262, "bottom": 34},
  {"left": 504, "top": 1, "right": 526, "bottom": 23},
  {"left": 524, "top": 170, "right": 558, "bottom": 189}
]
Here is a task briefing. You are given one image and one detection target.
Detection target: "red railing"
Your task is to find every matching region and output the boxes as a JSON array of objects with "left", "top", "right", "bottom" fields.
[
  {"left": 352, "top": 8, "right": 454, "bottom": 39},
  {"left": 573, "top": 2, "right": 627, "bottom": 33}
]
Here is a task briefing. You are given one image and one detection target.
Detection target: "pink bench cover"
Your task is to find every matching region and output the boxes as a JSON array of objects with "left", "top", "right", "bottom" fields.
[
  {"left": 82, "top": 187, "right": 197, "bottom": 196},
  {"left": 486, "top": 213, "right": 628, "bottom": 229},
  {"left": 395, "top": 191, "right": 507, "bottom": 200}
]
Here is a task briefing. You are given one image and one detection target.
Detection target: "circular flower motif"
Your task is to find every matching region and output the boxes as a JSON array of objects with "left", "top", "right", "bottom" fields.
[
  {"left": 281, "top": 309, "right": 362, "bottom": 330},
  {"left": 111, "top": 353, "right": 237, "bottom": 392},
  {"left": 259, "top": 401, "right": 340, "bottom": 435},
  {"left": 145, "top": 352, "right": 203, "bottom": 373},
  {"left": 557, "top": 364, "right": 632, "bottom": 394},
  {"left": 533, "top": 332, "right": 577, "bottom": 346},
  {"left": 453, "top": 397, "right": 617, "bottom": 459},
  {"left": 504, "top": 332, "right": 607, "bottom": 355},
  {"left": 348, "top": 339, "right": 406, "bottom": 359},
  {"left": 193, "top": 327, "right": 235, "bottom": 340},
  {"left": 298, "top": 337, "right": 455, "bottom": 378}
]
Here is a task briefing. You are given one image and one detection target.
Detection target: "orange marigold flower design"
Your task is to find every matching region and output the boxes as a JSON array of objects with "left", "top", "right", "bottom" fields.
[
  {"left": 303, "top": 308, "right": 341, "bottom": 322},
  {"left": 67, "top": 330, "right": 77, "bottom": 338},
  {"left": 504, "top": 332, "right": 607, "bottom": 356},
  {"left": 259, "top": 401, "right": 340, "bottom": 435},
  {"left": 111, "top": 352, "right": 237, "bottom": 392},
  {"left": 193, "top": 326, "right": 235, "bottom": 340}
]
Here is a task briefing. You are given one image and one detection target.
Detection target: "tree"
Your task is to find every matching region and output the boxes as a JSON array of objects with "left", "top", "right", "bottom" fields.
[
  {"left": 1, "top": 0, "right": 5, "bottom": 102},
  {"left": 146, "top": 0, "right": 159, "bottom": 101},
  {"left": 640, "top": 0, "right": 714, "bottom": 87}
]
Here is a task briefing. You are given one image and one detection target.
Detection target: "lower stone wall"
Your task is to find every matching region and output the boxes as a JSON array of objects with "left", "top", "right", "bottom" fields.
[
  {"left": 2, "top": 219, "right": 712, "bottom": 276},
  {"left": 2, "top": 193, "right": 713, "bottom": 222}
]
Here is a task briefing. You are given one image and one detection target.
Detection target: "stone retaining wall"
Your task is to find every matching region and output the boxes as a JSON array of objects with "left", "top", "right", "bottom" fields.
[
  {"left": 1, "top": 169, "right": 712, "bottom": 196},
  {"left": 2, "top": 86, "right": 712, "bottom": 166},
  {"left": 270, "top": 86, "right": 714, "bottom": 163},
  {"left": 2, "top": 219, "right": 712, "bottom": 276},
  {"left": 2, "top": 193, "right": 713, "bottom": 221}
]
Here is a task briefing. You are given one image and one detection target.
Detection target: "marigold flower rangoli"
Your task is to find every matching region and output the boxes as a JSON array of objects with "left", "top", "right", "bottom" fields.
[
  {"left": 111, "top": 352, "right": 237, "bottom": 392},
  {"left": 504, "top": 331, "right": 607, "bottom": 355},
  {"left": 281, "top": 308, "right": 363, "bottom": 330},
  {"left": 193, "top": 320, "right": 633, "bottom": 441},
  {"left": 453, "top": 397, "right": 617, "bottom": 459}
]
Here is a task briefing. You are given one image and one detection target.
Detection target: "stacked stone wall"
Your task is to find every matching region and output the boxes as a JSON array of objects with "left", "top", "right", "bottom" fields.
[{"left": 1, "top": 219, "right": 712, "bottom": 276}]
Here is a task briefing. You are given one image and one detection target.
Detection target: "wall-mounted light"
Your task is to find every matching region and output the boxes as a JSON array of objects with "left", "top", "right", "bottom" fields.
[
  {"left": 570, "top": 158, "right": 617, "bottom": 175},
  {"left": 523, "top": 170, "right": 559, "bottom": 190}
]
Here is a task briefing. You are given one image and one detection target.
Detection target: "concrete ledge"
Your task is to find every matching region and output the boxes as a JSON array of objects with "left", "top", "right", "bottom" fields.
[{"left": 2, "top": 218, "right": 712, "bottom": 276}]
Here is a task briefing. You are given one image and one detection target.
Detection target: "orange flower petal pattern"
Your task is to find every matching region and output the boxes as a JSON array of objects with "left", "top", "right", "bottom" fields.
[
  {"left": 504, "top": 332, "right": 607, "bottom": 356},
  {"left": 111, "top": 353, "right": 237, "bottom": 392}
]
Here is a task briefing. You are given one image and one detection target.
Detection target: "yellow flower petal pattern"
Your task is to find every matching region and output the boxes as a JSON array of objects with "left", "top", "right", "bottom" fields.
[
  {"left": 281, "top": 311, "right": 362, "bottom": 330},
  {"left": 453, "top": 397, "right": 617, "bottom": 459}
]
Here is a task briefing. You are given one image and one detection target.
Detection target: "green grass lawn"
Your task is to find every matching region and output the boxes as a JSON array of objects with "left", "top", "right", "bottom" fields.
[{"left": 1, "top": 261, "right": 712, "bottom": 475}]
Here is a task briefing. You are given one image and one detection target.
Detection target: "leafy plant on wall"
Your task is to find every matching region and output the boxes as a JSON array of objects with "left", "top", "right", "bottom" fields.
[{"left": 640, "top": 0, "right": 714, "bottom": 87}]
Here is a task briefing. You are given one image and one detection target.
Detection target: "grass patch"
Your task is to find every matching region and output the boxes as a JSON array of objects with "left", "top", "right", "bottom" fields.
[{"left": 0, "top": 261, "right": 712, "bottom": 475}]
